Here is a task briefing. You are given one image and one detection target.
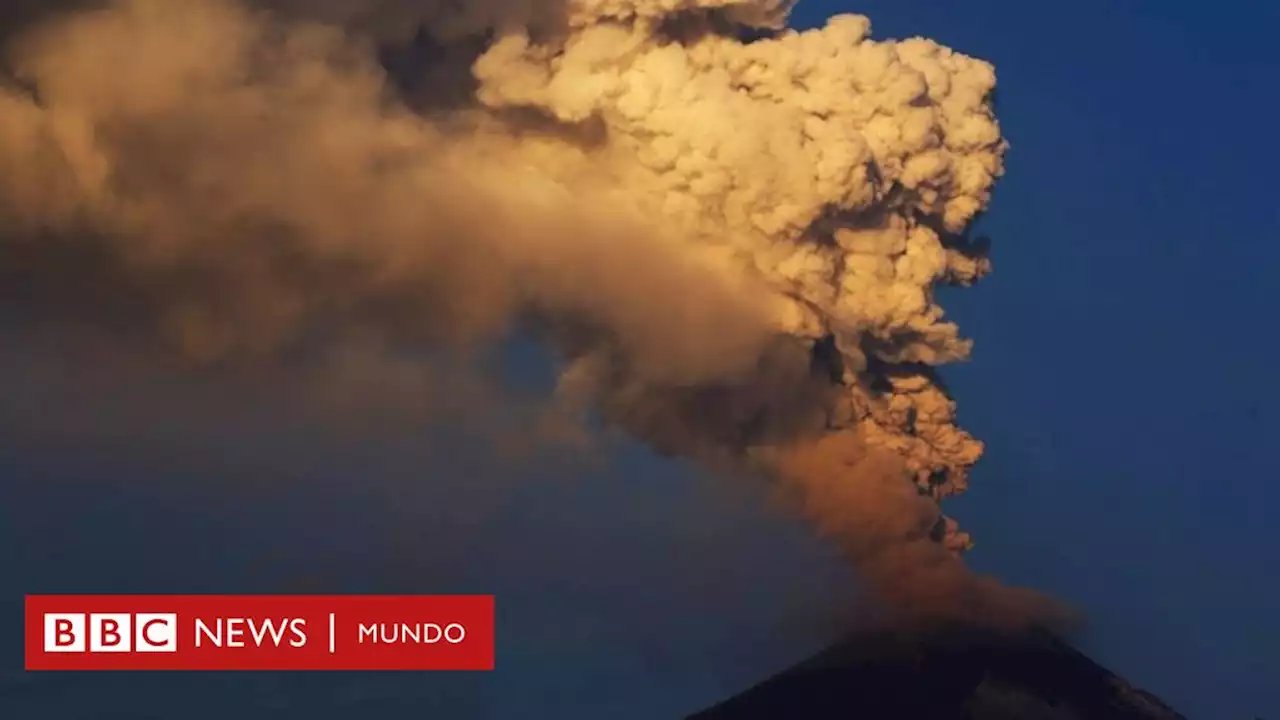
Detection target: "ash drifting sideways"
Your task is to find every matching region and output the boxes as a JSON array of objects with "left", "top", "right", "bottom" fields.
[{"left": 0, "top": 0, "right": 1066, "bottom": 628}]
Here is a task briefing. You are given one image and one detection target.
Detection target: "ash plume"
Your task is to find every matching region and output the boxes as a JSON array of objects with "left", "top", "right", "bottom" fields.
[{"left": 0, "top": 0, "right": 1068, "bottom": 628}]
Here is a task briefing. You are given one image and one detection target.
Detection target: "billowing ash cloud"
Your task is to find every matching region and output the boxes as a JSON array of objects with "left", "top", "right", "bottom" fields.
[{"left": 0, "top": 0, "right": 1068, "bottom": 627}]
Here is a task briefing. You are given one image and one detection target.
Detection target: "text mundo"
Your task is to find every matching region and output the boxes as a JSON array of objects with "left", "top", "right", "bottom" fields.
[
  {"left": 26, "top": 595, "right": 495, "bottom": 671},
  {"left": 44, "top": 615, "right": 468, "bottom": 651},
  {"left": 358, "top": 622, "right": 467, "bottom": 645}
]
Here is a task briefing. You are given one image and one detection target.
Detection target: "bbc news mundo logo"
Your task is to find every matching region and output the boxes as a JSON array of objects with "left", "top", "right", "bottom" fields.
[{"left": 25, "top": 595, "right": 494, "bottom": 671}]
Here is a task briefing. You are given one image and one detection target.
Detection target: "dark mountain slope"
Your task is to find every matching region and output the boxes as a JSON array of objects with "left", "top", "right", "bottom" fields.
[{"left": 688, "top": 624, "right": 1187, "bottom": 720}]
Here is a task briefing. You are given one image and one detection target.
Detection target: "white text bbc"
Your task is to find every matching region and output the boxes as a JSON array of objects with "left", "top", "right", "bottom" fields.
[
  {"left": 44, "top": 613, "right": 178, "bottom": 653},
  {"left": 43, "top": 614, "right": 312, "bottom": 653}
]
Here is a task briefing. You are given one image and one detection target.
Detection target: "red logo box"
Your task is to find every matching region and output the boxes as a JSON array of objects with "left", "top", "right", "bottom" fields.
[{"left": 25, "top": 595, "right": 495, "bottom": 671}]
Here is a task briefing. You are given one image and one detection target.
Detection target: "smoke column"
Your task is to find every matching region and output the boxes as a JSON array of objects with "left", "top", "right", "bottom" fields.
[{"left": 0, "top": 0, "right": 1067, "bottom": 627}]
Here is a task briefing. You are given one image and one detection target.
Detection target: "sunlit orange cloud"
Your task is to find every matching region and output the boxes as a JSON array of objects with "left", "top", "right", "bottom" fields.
[{"left": 0, "top": 0, "right": 1069, "bottom": 628}]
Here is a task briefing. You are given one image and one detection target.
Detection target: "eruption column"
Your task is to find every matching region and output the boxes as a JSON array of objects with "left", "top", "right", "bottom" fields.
[{"left": 0, "top": 0, "right": 1065, "bottom": 627}]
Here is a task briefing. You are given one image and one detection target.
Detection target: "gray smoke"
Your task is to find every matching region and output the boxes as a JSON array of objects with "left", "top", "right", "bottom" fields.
[{"left": 0, "top": 0, "right": 1069, "bottom": 629}]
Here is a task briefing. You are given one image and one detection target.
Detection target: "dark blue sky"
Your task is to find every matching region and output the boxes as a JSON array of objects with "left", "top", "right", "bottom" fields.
[
  {"left": 2, "top": 2, "right": 1277, "bottom": 719},
  {"left": 807, "top": 1, "right": 1279, "bottom": 718}
]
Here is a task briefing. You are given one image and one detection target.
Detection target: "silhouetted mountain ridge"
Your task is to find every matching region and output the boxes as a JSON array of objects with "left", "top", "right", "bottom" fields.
[{"left": 688, "top": 623, "right": 1187, "bottom": 720}]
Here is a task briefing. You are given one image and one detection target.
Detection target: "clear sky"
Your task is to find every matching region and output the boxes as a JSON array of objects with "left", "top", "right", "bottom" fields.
[{"left": 2, "top": 2, "right": 1277, "bottom": 719}]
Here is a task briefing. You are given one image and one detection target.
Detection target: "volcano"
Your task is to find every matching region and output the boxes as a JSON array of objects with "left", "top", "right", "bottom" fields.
[{"left": 687, "top": 624, "right": 1187, "bottom": 720}]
